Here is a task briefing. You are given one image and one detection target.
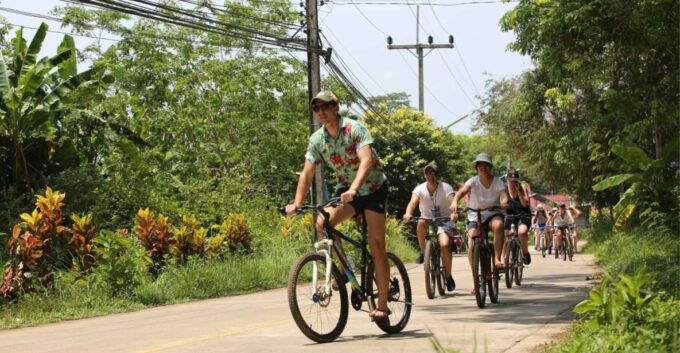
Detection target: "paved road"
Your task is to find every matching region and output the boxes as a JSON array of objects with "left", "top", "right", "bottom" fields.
[{"left": 0, "top": 247, "right": 597, "bottom": 353}]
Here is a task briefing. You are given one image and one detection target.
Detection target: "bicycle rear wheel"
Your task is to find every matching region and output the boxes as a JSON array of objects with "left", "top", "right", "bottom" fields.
[
  {"left": 423, "top": 241, "right": 436, "bottom": 299},
  {"left": 288, "top": 253, "right": 348, "bottom": 343},
  {"left": 488, "top": 243, "right": 499, "bottom": 303},
  {"left": 505, "top": 241, "right": 514, "bottom": 289},
  {"left": 367, "top": 252, "right": 412, "bottom": 334},
  {"left": 472, "top": 243, "right": 487, "bottom": 308},
  {"left": 515, "top": 244, "right": 523, "bottom": 286}
]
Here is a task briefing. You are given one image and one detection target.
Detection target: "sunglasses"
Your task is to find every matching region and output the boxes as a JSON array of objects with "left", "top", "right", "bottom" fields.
[
  {"left": 312, "top": 101, "right": 337, "bottom": 112},
  {"left": 425, "top": 170, "right": 437, "bottom": 175}
]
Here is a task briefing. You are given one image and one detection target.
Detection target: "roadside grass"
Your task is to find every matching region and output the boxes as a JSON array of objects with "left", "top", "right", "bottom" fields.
[
  {"left": 542, "top": 225, "right": 680, "bottom": 353},
  {"left": 0, "top": 212, "right": 418, "bottom": 329}
]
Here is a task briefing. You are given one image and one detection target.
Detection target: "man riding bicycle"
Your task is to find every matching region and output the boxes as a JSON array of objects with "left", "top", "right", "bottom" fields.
[
  {"left": 503, "top": 168, "right": 532, "bottom": 265},
  {"left": 284, "top": 91, "right": 391, "bottom": 322},
  {"left": 403, "top": 163, "right": 457, "bottom": 291},
  {"left": 450, "top": 153, "right": 509, "bottom": 275}
]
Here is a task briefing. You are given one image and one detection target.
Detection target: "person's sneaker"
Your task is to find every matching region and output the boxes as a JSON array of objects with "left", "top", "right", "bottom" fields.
[
  {"left": 446, "top": 276, "right": 456, "bottom": 292},
  {"left": 416, "top": 253, "right": 424, "bottom": 264},
  {"left": 524, "top": 253, "right": 532, "bottom": 265}
]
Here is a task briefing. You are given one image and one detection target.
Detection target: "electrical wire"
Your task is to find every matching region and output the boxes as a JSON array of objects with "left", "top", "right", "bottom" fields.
[{"left": 329, "top": 0, "right": 518, "bottom": 6}]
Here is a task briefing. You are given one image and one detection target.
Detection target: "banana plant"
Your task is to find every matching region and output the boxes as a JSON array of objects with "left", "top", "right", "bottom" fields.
[
  {"left": 592, "top": 141, "right": 679, "bottom": 228},
  {"left": 0, "top": 23, "right": 99, "bottom": 193}
]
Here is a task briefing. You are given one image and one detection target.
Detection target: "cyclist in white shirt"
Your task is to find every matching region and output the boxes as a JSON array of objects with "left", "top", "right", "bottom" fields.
[
  {"left": 403, "top": 163, "right": 457, "bottom": 291},
  {"left": 450, "top": 153, "right": 509, "bottom": 272},
  {"left": 547, "top": 204, "right": 574, "bottom": 258}
]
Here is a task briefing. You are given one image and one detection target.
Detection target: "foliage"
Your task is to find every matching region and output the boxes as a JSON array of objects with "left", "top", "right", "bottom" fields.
[
  {"left": 91, "top": 229, "right": 149, "bottom": 296},
  {"left": 214, "top": 213, "right": 251, "bottom": 254},
  {"left": 363, "top": 107, "right": 469, "bottom": 216},
  {"left": 592, "top": 143, "right": 679, "bottom": 231},
  {"left": 66, "top": 213, "right": 97, "bottom": 272},
  {"left": 172, "top": 215, "right": 207, "bottom": 262},
  {"left": 0, "top": 23, "right": 106, "bottom": 194},
  {"left": 0, "top": 187, "right": 67, "bottom": 298},
  {"left": 134, "top": 208, "right": 176, "bottom": 273},
  {"left": 476, "top": 0, "right": 679, "bottom": 218}
]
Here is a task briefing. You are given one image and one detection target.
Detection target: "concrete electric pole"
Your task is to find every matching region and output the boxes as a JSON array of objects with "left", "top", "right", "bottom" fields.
[
  {"left": 305, "top": 0, "right": 324, "bottom": 205},
  {"left": 387, "top": 6, "right": 454, "bottom": 112}
]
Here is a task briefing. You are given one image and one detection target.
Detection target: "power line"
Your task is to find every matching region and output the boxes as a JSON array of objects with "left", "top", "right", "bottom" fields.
[
  {"left": 436, "top": 50, "right": 477, "bottom": 107},
  {"left": 427, "top": 1, "right": 480, "bottom": 95},
  {"left": 6, "top": 22, "right": 119, "bottom": 42},
  {"left": 329, "top": 0, "right": 518, "bottom": 6}
]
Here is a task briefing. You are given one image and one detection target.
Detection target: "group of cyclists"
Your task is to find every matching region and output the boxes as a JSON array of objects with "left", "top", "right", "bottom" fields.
[{"left": 284, "top": 91, "right": 582, "bottom": 324}]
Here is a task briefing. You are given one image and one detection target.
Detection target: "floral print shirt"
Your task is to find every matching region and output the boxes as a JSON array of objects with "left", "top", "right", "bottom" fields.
[{"left": 305, "top": 117, "right": 387, "bottom": 196}]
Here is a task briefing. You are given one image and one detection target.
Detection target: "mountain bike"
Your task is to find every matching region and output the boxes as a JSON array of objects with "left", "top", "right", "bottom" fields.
[
  {"left": 503, "top": 213, "right": 532, "bottom": 288},
  {"left": 281, "top": 197, "right": 412, "bottom": 343},
  {"left": 465, "top": 207, "right": 501, "bottom": 308},
  {"left": 554, "top": 225, "right": 569, "bottom": 261},
  {"left": 566, "top": 225, "right": 576, "bottom": 261},
  {"left": 408, "top": 216, "right": 454, "bottom": 299}
]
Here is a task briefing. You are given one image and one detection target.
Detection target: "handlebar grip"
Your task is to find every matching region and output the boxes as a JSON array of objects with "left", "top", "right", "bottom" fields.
[{"left": 277, "top": 207, "right": 287, "bottom": 216}]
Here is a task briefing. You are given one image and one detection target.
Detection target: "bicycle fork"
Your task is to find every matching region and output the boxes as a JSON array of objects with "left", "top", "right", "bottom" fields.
[{"left": 313, "top": 239, "right": 334, "bottom": 298}]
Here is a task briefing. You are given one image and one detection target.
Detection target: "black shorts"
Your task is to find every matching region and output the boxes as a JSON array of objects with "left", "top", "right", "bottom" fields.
[
  {"left": 504, "top": 216, "right": 532, "bottom": 230},
  {"left": 466, "top": 213, "right": 504, "bottom": 232},
  {"left": 336, "top": 183, "right": 388, "bottom": 215}
]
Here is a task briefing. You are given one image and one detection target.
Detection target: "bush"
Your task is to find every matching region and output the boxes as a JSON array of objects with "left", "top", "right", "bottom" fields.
[{"left": 91, "top": 230, "right": 150, "bottom": 296}]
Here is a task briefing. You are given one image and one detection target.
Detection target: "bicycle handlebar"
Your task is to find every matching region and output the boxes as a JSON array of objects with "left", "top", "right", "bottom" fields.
[{"left": 278, "top": 197, "right": 343, "bottom": 216}]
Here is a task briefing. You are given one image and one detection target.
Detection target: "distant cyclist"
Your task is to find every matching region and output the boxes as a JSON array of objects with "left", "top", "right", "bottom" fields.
[
  {"left": 567, "top": 205, "right": 583, "bottom": 252},
  {"left": 532, "top": 205, "right": 548, "bottom": 250},
  {"left": 503, "top": 168, "right": 532, "bottom": 265},
  {"left": 547, "top": 204, "right": 574, "bottom": 258},
  {"left": 403, "top": 163, "right": 457, "bottom": 291}
]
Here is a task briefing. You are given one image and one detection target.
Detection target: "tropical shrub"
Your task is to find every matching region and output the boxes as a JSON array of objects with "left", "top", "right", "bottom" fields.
[
  {"left": 0, "top": 187, "right": 67, "bottom": 298},
  {"left": 215, "top": 213, "right": 251, "bottom": 253},
  {"left": 67, "top": 213, "right": 97, "bottom": 273},
  {"left": 172, "top": 215, "right": 207, "bottom": 262},
  {"left": 134, "top": 208, "right": 176, "bottom": 272},
  {"left": 91, "top": 229, "right": 149, "bottom": 295}
]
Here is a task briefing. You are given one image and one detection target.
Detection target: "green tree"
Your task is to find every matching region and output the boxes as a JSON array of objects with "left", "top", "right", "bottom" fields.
[{"left": 0, "top": 24, "right": 101, "bottom": 194}]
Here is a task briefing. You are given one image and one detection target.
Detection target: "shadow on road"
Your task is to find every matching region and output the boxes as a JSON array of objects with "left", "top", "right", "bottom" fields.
[
  {"left": 417, "top": 272, "right": 593, "bottom": 326},
  {"left": 307, "top": 329, "right": 431, "bottom": 345}
]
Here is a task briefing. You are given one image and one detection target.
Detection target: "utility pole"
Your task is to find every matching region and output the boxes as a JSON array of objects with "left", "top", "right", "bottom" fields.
[
  {"left": 387, "top": 5, "right": 454, "bottom": 112},
  {"left": 305, "top": 0, "right": 324, "bottom": 205}
]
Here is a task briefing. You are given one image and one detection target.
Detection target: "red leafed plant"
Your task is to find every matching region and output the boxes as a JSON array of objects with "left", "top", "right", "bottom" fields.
[
  {"left": 1, "top": 187, "right": 67, "bottom": 298},
  {"left": 67, "top": 213, "right": 97, "bottom": 273},
  {"left": 134, "top": 208, "right": 176, "bottom": 273}
]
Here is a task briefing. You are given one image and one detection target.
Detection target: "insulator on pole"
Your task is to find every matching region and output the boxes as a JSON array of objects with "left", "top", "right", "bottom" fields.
[
  {"left": 428, "top": 35, "right": 433, "bottom": 44},
  {"left": 387, "top": 36, "right": 393, "bottom": 45}
]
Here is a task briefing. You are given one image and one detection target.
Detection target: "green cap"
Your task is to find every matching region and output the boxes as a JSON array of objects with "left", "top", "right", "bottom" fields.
[{"left": 311, "top": 90, "right": 338, "bottom": 105}]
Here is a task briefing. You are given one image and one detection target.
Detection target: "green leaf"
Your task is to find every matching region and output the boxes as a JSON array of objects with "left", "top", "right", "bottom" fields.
[
  {"left": 592, "top": 174, "right": 636, "bottom": 191},
  {"left": 611, "top": 145, "right": 652, "bottom": 170},
  {"left": 57, "top": 35, "right": 77, "bottom": 80},
  {"left": 0, "top": 55, "right": 11, "bottom": 97},
  {"left": 20, "top": 23, "right": 48, "bottom": 78},
  {"left": 614, "top": 203, "right": 636, "bottom": 229}
]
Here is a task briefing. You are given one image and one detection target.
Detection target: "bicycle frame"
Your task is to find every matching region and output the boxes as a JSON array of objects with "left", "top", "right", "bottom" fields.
[{"left": 311, "top": 204, "right": 373, "bottom": 301}]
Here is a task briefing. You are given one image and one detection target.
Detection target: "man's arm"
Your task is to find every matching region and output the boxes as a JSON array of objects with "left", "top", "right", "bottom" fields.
[
  {"left": 403, "top": 194, "right": 420, "bottom": 220},
  {"left": 286, "top": 160, "right": 317, "bottom": 214}
]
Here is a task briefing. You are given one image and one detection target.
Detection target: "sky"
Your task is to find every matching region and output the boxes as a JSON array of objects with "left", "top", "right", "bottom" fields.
[{"left": 1, "top": 0, "right": 532, "bottom": 134}]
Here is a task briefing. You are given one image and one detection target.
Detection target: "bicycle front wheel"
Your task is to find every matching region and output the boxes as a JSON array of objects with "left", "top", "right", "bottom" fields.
[
  {"left": 367, "top": 252, "right": 412, "bottom": 334},
  {"left": 515, "top": 244, "right": 523, "bottom": 286},
  {"left": 287, "top": 253, "right": 348, "bottom": 343},
  {"left": 488, "top": 243, "right": 499, "bottom": 303},
  {"left": 504, "top": 242, "right": 513, "bottom": 289},
  {"left": 567, "top": 236, "right": 574, "bottom": 261},
  {"left": 472, "top": 243, "right": 487, "bottom": 308},
  {"left": 423, "top": 240, "right": 436, "bottom": 299}
]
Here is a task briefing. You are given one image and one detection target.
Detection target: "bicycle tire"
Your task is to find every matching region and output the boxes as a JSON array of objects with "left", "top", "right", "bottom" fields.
[
  {"left": 436, "top": 246, "right": 446, "bottom": 296},
  {"left": 504, "top": 241, "right": 513, "bottom": 289},
  {"left": 515, "top": 243, "right": 523, "bottom": 286},
  {"left": 561, "top": 240, "right": 567, "bottom": 261},
  {"left": 488, "top": 243, "right": 499, "bottom": 303},
  {"left": 288, "top": 253, "right": 348, "bottom": 343},
  {"left": 472, "top": 243, "right": 486, "bottom": 308},
  {"left": 567, "top": 235, "right": 574, "bottom": 261},
  {"left": 423, "top": 240, "right": 436, "bottom": 299},
  {"left": 541, "top": 235, "right": 546, "bottom": 258},
  {"left": 367, "top": 252, "right": 412, "bottom": 334}
]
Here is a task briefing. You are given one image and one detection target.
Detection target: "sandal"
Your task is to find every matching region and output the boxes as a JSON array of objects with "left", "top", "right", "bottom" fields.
[{"left": 369, "top": 308, "right": 391, "bottom": 322}]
